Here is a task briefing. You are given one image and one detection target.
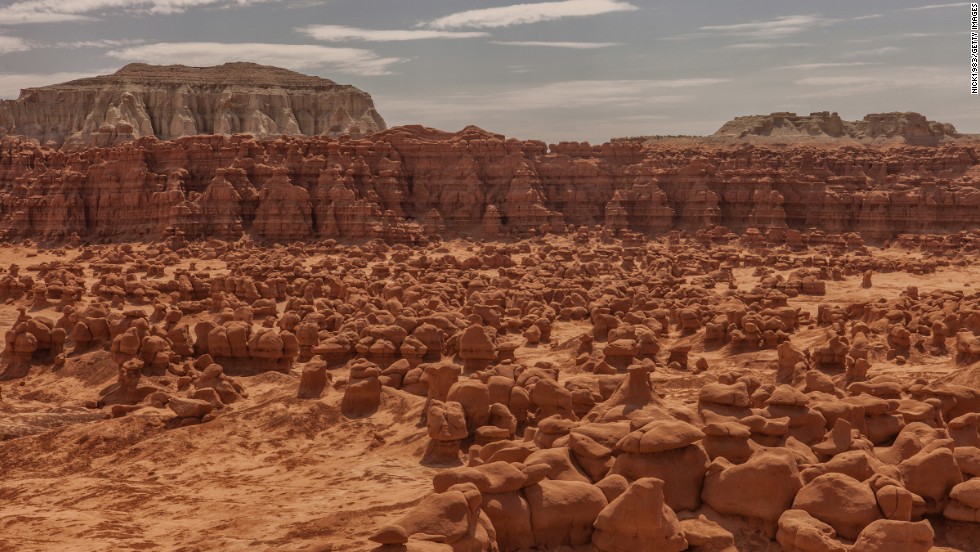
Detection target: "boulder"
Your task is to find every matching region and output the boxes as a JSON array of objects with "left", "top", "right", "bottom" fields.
[
  {"left": 791, "top": 473, "right": 881, "bottom": 540},
  {"left": 701, "top": 448, "right": 803, "bottom": 535},
  {"left": 592, "top": 477, "right": 688, "bottom": 552},
  {"left": 850, "top": 519, "right": 934, "bottom": 552}
]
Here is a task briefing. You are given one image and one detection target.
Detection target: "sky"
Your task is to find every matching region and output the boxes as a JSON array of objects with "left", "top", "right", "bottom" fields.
[{"left": 0, "top": 0, "right": 975, "bottom": 143}]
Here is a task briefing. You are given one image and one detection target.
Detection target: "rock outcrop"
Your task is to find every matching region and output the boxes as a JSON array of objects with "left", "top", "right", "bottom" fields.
[
  {"left": 0, "top": 63, "right": 386, "bottom": 149},
  {"left": 714, "top": 111, "right": 960, "bottom": 146},
  {"left": 1, "top": 125, "right": 979, "bottom": 243}
]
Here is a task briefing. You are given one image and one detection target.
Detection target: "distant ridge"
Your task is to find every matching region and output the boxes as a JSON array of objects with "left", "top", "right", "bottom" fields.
[{"left": 713, "top": 111, "right": 960, "bottom": 146}]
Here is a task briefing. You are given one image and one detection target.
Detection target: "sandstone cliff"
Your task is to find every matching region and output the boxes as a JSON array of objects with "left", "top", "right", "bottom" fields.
[
  {"left": 714, "top": 111, "right": 960, "bottom": 145},
  {"left": 1, "top": 125, "right": 978, "bottom": 243},
  {"left": 0, "top": 63, "right": 386, "bottom": 149}
]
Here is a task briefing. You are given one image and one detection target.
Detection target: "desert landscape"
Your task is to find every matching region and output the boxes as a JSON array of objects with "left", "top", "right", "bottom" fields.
[{"left": 0, "top": 8, "right": 979, "bottom": 551}]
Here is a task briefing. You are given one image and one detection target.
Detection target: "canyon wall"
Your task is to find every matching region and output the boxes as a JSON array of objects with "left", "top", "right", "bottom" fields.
[
  {"left": 0, "top": 124, "right": 978, "bottom": 244},
  {"left": 0, "top": 63, "right": 386, "bottom": 149}
]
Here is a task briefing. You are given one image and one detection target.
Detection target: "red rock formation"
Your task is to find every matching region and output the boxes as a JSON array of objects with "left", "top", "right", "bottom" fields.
[{"left": 0, "top": 127, "right": 979, "bottom": 243}]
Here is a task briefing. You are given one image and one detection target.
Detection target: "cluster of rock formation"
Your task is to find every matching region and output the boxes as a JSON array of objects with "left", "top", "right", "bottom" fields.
[
  {"left": 714, "top": 111, "right": 962, "bottom": 145},
  {"left": 1, "top": 222, "right": 978, "bottom": 549},
  {"left": 1, "top": 125, "right": 979, "bottom": 244},
  {"left": 0, "top": 63, "right": 978, "bottom": 549},
  {"left": 0, "top": 63, "right": 386, "bottom": 149},
  {"left": 360, "top": 236, "right": 980, "bottom": 550}
]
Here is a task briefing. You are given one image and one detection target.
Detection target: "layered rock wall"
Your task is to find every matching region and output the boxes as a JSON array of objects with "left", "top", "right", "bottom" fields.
[
  {"left": 0, "top": 125, "right": 979, "bottom": 243},
  {"left": 0, "top": 63, "right": 386, "bottom": 149}
]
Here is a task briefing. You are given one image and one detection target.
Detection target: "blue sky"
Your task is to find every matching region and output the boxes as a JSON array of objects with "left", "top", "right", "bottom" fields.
[{"left": 0, "top": 0, "right": 974, "bottom": 142}]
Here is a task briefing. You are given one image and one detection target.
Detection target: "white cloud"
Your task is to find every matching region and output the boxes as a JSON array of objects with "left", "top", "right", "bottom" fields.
[
  {"left": 0, "top": 11, "right": 93, "bottom": 24},
  {"left": 843, "top": 46, "right": 902, "bottom": 58},
  {"left": 775, "top": 62, "right": 878, "bottom": 70},
  {"left": 54, "top": 38, "right": 145, "bottom": 48},
  {"left": 0, "top": 0, "right": 279, "bottom": 24},
  {"left": 297, "top": 25, "right": 489, "bottom": 42},
  {"left": 726, "top": 42, "right": 813, "bottom": 49},
  {"left": 491, "top": 40, "right": 617, "bottom": 49},
  {"left": 701, "top": 14, "right": 839, "bottom": 39},
  {"left": 0, "top": 35, "right": 31, "bottom": 53},
  {"left": 901, "top": 3, "right": 967, "bottom": 11},
  {"left": 637, "top": 78, "right": 731, "bottom": 88},
  {"left": 145, "top": 0, "right": 277, "bottom": 14},
  {"left": 106, "top": 42, "right": 404, "bottom": 76},
  {"left": 796, "top": 76, "right": 879, "bottom": 86},
  {"left": 0, "top": 68, "right": 118, "bottom": 98},
  {"left": 428, "top": 0, "right": 638, "bottom": 30},
  {"left": 852, "top": 14, "right": 883, "bottom": 20}
]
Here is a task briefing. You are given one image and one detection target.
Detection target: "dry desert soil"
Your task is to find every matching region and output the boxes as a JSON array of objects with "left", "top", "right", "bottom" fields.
[{"left": 1, "top": 234, "right": 979, "bottom": 552}]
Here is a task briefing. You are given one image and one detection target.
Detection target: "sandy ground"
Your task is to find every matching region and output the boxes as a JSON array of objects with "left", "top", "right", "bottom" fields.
[
  {"left": 0, "top": 240, "right": 978, "bottom": 551},
  {"left": 1, "top": 372, "right": 434, "bottom": 552}
]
